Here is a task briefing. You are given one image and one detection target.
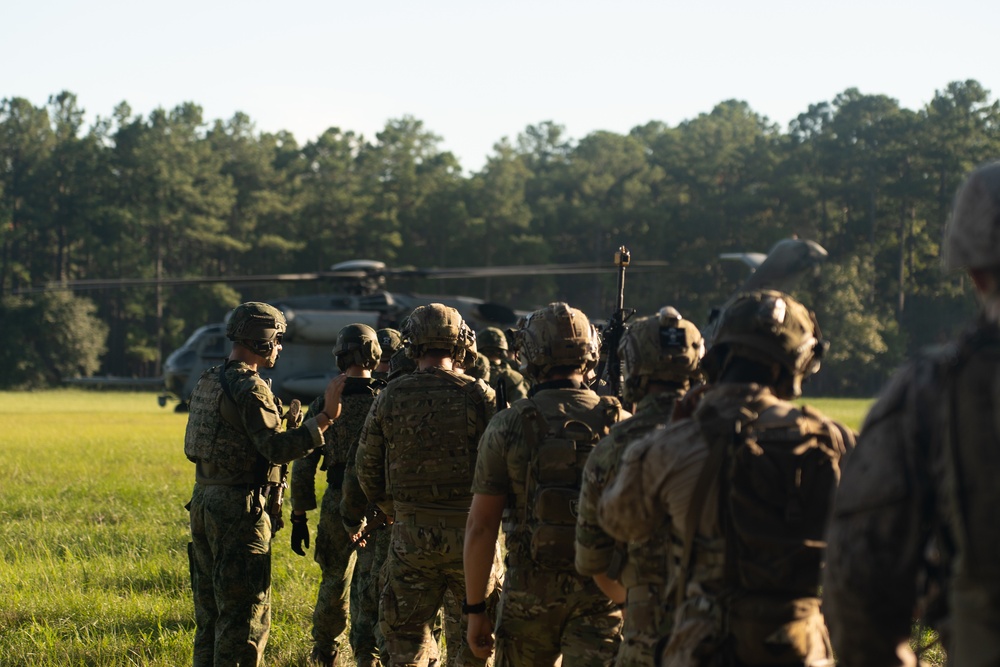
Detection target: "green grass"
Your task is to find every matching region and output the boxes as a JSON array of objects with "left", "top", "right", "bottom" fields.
[
  {"left": 0, "top": 391, "right": 940, "bottom": 665},
  {"left": 800, "top": 397, "right": 873, "bottom": 432},
  {"left": 0, "top": 390, "right": 335, "bottom": 666}
]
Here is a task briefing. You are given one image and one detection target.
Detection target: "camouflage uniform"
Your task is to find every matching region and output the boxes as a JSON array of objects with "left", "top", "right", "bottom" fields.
[
  {"left": 487, "top": 361, "right": 530, "bottom": 407},
  {"left": 341, "top": 417, "right": 393, "bottom": 667},
  {"left": 472, "top": 381, "right": 627, "bottom": 666},
  {"left": 292, "top": 376, "right": 384, "bottom": 661},
  {"left": 357, "top": 366, "right": 497, "bottom": 667},
  {"left": 576, "top": 306, "right": 704, "bottom": 667},
  {"left": 187, "top": 359, "right": 324, "bottom": 667},
  {"left": 575, "top": 392, "right": 678, "bottom": 667},
  {"left": 600, "top": 291, "right": 853, "bottom": 667},
  {"left": 477, "top": 327, "right": 530, "bottom": 407},
  {"left": 825, "top": 161, "right": 1000, "bottom": 666},
  {"left": 599, "top": 384, "right": 852, "bottom": 667}
]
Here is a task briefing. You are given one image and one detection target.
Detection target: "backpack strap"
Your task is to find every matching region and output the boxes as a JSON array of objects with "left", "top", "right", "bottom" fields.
[{"left": 678, "top": 404, "right": 756, "bottom": 608}]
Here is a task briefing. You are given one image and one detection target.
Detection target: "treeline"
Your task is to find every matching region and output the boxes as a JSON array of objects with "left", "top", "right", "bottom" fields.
[{"left": 2, "top": 82, "right": 998, "bottom": 395}]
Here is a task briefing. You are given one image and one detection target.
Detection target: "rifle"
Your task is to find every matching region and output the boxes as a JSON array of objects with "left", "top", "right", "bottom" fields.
[
  {"left": 267, "top": 398, "right": 302, "bottom": 535},
  {"left": 351, "top": 504, "right": 389, "bottom": 550},
  {"left": 600, "top": 246, "right": 636, "bottom": 399}
]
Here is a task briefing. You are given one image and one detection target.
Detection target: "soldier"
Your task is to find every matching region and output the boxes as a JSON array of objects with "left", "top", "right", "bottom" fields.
[
  {"left": 342, "top": 333, "right": 406, "bottom": 667},
  {"left": 374, "top": 328, "right": 403, "bottom": 381},
  {"left": 824, "top": 161, "right": 1000, "bottom": 665},
  {"left": 477, "top": 326, "right": 530, "bottom": 407},
  {"left": 464, "top": 302, "right": 629, "bottom": 666},
  {"left": 185, "top": 301, "right": 347, "bottom": 667},
  {"left": 356, "top": 303, "right": 499, "bottom": 667},
  {"left": 599, "top": 290, "right": 854, "bottom": 667},
  {"left": 575, "top": 307, "right": 704, "bottom": 667},
  {"left": 291, "top": 324, "right": 385, "bottom": 667}
]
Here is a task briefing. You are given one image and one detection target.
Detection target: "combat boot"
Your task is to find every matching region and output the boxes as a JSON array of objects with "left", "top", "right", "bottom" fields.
[{"left": 308, "top": 645, "right": 338, "bottom": 667}]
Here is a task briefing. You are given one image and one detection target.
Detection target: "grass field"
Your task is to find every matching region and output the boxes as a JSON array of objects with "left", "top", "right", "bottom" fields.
[
  {"left": 0, "top": 390, "right": 335, "bottom": 667},
  {"left": 0, "top": 391, "right": 917, "bottom": 666}
]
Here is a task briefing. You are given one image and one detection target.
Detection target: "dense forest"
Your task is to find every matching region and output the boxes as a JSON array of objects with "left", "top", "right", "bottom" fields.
[{"left": 2, "top": 81, "right": 998, "bottom": 396}]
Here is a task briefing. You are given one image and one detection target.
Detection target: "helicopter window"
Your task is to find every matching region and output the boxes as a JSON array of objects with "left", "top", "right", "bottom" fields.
[{"left": 200, "top": 336, "right": 228, "bottom": 359}]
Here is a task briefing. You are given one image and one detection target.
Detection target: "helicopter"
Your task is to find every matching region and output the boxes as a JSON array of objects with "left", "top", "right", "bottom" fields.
[
  {"left": 143, "top": 258, "right": 670, "bottom": 410},
  {"left": 55, "top": 239, "right": 825, "bottom": 409}
]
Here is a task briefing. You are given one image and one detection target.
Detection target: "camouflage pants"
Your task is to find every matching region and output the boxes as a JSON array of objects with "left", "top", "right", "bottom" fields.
[
  {"left": 616, "top": 584, "right": 671, "bottom": 667},
  {"left": 351, "top": 521, "right": 391, "bottom": 667},
  {"left": 494, "top": 562, "right": 622, "bottom": 667},
  {"left": 188, "top": 483, "right": 273, "bottom": 667},
  {"left": 379, "top": 514, "right": 498, "bottom": 667},
  {"left": 312, "top": 487, "right": 358, "bottom": 655}
]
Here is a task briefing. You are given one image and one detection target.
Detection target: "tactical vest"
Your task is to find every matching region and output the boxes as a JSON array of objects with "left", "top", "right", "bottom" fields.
[
  {"left": 183, "top": 366, "right": 257, "bottom": 475},
  {"left": 513, "top": 394, "right": 621, "bottom": 570},
  {"left": 322, "top": 379, "right": 384, "bottom": 486},
  {"left": 676, "top": 392, "right": 851, "bottom": 665},
  {"left": 385, "top": 368, "right": 488, "bottom": 504},
  {"left": 942, "top": 323, "right": 1000, "bottom": 664}
]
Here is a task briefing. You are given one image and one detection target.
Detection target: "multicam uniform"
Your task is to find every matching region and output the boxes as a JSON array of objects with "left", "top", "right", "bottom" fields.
[
  {"left": 599, "top": 384, "right": 852, "bottom": 667},
  {"left": 575, "top": 392, "right": 679, "bottom": 667},
  {"left": 472, "top": 380, "right": 627, "bottom": 666},
  {"left": 825, "top": 318, "right": 1000, "bottom": 666},
  {"left": 292, "top": 376, "right": 384, "bottom": 662},
  {"left": 357, "top": 366, "right": 497, "bottom": 667},
  {"left": 825, "top": 161, "right": 1000, "bottom": 666},
  {"left": 186, "top": 360, "right": 324, "bottom": 667}
]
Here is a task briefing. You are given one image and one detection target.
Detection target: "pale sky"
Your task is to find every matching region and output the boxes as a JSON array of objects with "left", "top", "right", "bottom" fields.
[{"left": 5, "top": 0, "right": 999, "bottom": 172}]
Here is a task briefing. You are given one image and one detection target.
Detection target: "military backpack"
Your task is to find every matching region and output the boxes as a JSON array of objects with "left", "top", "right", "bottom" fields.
[{"left": 512, "top": 394, "right": 622, "bottom": 570}]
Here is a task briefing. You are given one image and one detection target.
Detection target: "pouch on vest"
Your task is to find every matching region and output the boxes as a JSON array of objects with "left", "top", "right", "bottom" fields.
[{"left": 516, "top": 399, "right": 617, "bottom": 570}]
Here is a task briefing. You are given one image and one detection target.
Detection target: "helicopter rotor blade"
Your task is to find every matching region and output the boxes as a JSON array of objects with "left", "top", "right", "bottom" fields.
[
  {"left": 386, "top": 261, "right": 671, "bottom": 280},
  {"left": 9, "top": 259, "right": 673, "bottom": 296}
]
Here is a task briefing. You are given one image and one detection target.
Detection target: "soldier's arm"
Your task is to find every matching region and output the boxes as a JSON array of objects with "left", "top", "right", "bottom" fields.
[
  {"left": 236, "top": 376, "right": 325, "bottom": 464},
  {"left": 575, "top": 435, "right": 619, "bottom": 577},
  {"left": 290, "top": 448, "right": 323, "bottom": 512},
  {"left": 598, "top": 424, "right": 679, "bottom": 543},
  {"left": 356, "top": 395, "right": 390, "bottom": 514},
  {"left": 477, "top": 378, "right": 497, "bottom": 424},
  {"left": 339, "top": 440, "right": 369, "bottom": 528},
  {"left": 824, "top": 365, "right": 930, "bottom": 667}
]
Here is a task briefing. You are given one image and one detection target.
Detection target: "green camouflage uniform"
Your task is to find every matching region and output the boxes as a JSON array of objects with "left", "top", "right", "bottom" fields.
[
  {"left": 186, "top": 360, "right": 324, "bottom": 667},
  {"left": 472, "top": 380, "right": 627, "bottom": 667},
  {"left": 342, "top": 448, "right": 392, "bottom": 667},
  {"left": 488, "top": 360, "right": 530, "bottom": 407},
  {"left": 825, "top": 318, "right": 1000, "bottom": 666},
  {"left": 356, "top": 367, "right": 497, "bottom": 667},
  {"left": 292, "top": 376, "right": 383, "bottom": 660},
  {"left": 575, "top": 392, "right": 678, "bottom": 667}
]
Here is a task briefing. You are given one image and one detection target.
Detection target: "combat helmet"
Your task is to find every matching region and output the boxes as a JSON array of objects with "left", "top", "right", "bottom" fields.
[
  {"left": 943, "top": 161, "right": 1000, "bottom": 271},
  {"left": 516, "top": 302, "right": 600, "bottom": 381},
  {"left": 703, "top": 290, "right": 826, "bottom": 398},
  {"left": 454, "top": 321, "right": 477, "bottom": 368},
  {"left": 477, "top": 327, "right": 509, "bottom": 358},
  {"left": 401, "top": 303, "right": 465, "bottom": 359},
  {"left": 226, "top": 302, "right": 286, "bottom": 357},
  {"left": 376, "top": 328, "right": 403, "bottom": 363},
  {"left": 619, "top": 306, "right": 705, "bottom": 405},
  {"left": 333, "top": 323, "right": 382, "bottom": 372}
]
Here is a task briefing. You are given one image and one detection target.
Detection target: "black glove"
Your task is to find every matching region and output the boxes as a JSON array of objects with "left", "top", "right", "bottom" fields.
[{"left": 291, "top": 513, "right": 309, "bottom": 556}]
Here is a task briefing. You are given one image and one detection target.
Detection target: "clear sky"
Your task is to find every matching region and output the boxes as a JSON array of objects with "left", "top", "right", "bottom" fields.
[{"left": 5, "top": 0, "right": 999, "bottom": 172}]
